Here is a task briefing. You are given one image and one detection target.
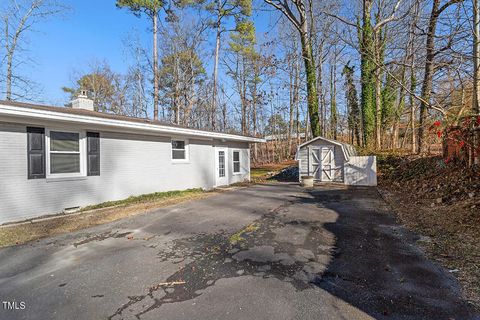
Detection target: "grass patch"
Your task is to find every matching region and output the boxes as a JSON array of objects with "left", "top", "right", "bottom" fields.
[
  {"left": 250, "top": 168, "right": 272, "bottom": 179},
  {"left": 229, "top": 223, "right": 259, "bottom": 245},
  {"left": 0, "top": 188, "right": 209, "bottom": 248},
  {"left": 82, "top": 188, "right": 204, "bottom": 211}
]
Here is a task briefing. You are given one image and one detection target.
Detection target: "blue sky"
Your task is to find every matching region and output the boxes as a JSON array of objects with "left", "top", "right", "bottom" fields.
[
  {"left": 20, "top": 0, "right": 275, "bottom": 106},
  {"left": 29, "top": 1, "right": 152, "bottom": 105}
]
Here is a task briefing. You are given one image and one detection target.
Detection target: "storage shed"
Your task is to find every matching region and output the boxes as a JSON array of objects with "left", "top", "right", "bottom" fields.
[{"left": 295, "top": 137, "right": 377, "bottom": 186}]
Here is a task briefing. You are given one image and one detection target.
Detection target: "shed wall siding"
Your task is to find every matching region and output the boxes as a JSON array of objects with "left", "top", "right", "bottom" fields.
[
  {"left": 344, "top": 156, "right": 377, "bottom": 186},
  {"left": 298, "top": 147, "right": 309, "bottom": 178},
  {"left": 0, "top": 122, "right": 250, "bottom": 223}
]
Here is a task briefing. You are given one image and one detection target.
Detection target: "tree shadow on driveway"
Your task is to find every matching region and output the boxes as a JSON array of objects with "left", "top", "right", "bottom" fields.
[
  {"left": 107, "top": 183, "right": 479, "bottom": 320},
  {"left": 307, "top": 186, "right": 478, "bottom": 319}
]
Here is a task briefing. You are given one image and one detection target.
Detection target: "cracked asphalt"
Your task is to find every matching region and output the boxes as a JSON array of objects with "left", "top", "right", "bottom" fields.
[{"left": 0, "top": 183, "right": 478, "bottom": 320}]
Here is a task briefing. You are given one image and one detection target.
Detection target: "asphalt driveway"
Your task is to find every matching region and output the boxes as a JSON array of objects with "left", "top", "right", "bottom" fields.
[{"left": 0, "top": 183, "right": 478, "bottom": 320}]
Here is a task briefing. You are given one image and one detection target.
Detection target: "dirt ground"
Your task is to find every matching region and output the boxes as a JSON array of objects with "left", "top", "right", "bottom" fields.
[{"left": 378, "top": 155, "right": 480, "bottom": 308}]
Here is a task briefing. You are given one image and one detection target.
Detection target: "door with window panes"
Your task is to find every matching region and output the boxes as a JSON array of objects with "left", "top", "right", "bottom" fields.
[{"left": 215, "top": 147, "right": 228, "bottom": 186}]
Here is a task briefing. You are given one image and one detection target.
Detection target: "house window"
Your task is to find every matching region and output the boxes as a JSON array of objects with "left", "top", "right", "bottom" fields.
[
  {"left": 47, "top": 130, "right": 84, "bottom": 177},
  {"left": 233, "top": 151, "right": 241, "bottom": 174},
  {"left": 172, "top": 139, "right": 187, "bottom": 161}
]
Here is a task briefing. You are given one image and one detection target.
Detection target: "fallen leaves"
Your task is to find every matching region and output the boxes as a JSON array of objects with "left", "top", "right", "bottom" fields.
[{"left": 379, "top": 155, "right": 480, "bottom": 307}]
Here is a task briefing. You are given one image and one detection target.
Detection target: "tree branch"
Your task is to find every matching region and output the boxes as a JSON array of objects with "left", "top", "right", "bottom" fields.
[{"left": 263, "top": 0, "right": 301, "bottom": 31}]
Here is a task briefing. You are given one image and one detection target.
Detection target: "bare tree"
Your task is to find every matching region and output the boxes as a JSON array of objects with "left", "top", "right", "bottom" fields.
[
  {"left": 158, "top": 16, "right": 207, "bottom": 126},
  {"left": 116, "top": 0, "right": 170, "bottom": 120},
  {"left": 473, "top": 0, "right": 480, "bottom": 163},
  {"left": 418, "top": 0, "right": 463, "bottom": 153},
  {"left": 264, "top": 0, "right": 321, "bottom": 137},
  {"left": 1, "top": 0, "right": 65, "bottom": 100}
]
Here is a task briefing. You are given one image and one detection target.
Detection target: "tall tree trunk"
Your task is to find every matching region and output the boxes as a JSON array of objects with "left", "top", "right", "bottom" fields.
[
  {"left": 330, "top": 64, "right": 338, "bottom": 140},
  {"left": 392, "top": 122, "right": 399, "bottom": 149},
  {"left": 474, "top": 0, "right": 480, "bottom": 112},
  {"left": 6, "top": 52, "right": 12, "bottom": 101},
  {"left": 305, "top": 108, "right": 311, "bottom": 140},
  {"left": 221, "top": 87, "right": 227, "bottom": 130},
  {"left": 418, "top": 1, "right": 440, "bottom": 153},
  {"left": 374, "top": 65, "right": 382, "bottom": 149},
  {"left": 300, "top": 32, "right": 320, "bottom": 137},
  {"left": 317, "top": 43, "right": 325, "bottom": 137},
  {"left": 212, "top": 5, "right": 221, "bottom": 130},
  {"left": 410, "top": 68, "right": 417, "bottom": 152},
  {"left": 296, "top": 91, "right": 300, "bottom": 146},
  {"left": 252, "top": 83, "right": 258, "bottom": 160},
  {"left": 5, "top": 14, "right": 11, "bottom": 100},
  {"left": 153, "top": 12, "right": 159, "bottom": 120},
  {"left": 393, "top": 66, "right": 407, "bottom": 149},
  {"left": 407, "top": 1, "right": 419, "bottom": 153},
  {"left": 174, "top": 52, "right": 181, "bottom": 124},
  {"left": 474, "top": 0, "right": 480, "bottom": 163},
  {"left": 418, "top": 0, "right": 461, "bottom": 153},
  {"left": 288, "top": 54, "right": 295, "bottom": 157},
  {"left": 360, "top": 0, "right": 376, "bottom": 147},
  {"left": 264, "top": 0, "right": 320, "bottom": 137},
  {"left": 241, "top": 56, "right": 248, "bottom": 135},
  {"left": 374, "top": 21, "right": 385, "bottom": 150}
]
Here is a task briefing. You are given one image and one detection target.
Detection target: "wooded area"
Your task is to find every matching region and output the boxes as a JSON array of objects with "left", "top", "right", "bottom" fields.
[{"left": 1, "top": 0, "right": 479, "bottom": 163}]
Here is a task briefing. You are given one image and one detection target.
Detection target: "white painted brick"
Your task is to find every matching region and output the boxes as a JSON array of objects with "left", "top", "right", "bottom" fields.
[{"left": 0, "top": 122, "right": 250, "bottom": 223}]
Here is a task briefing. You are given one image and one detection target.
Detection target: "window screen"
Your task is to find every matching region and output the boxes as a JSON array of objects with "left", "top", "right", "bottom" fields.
[
  {"left": 172, "top": 140, "right": 186, "bottom": 160},
  {"left": 50, "top": 131, "right": 81, "bottom": 174},
  {"left": 50, "top": 132, "right": 79, "bottom": 152},
  {"left": 233, "top": 151, "right": 240, "bottom": 173}
]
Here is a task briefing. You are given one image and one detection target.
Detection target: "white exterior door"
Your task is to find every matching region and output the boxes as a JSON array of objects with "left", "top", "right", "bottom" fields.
[
  {"left": 215, "top": 147, "right": 228, "bottom": 186},
  {"left": 320, "top": 146, "right": 334, "bottom": 181}
]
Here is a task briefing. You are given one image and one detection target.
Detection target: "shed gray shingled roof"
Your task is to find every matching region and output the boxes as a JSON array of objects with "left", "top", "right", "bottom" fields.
[{"left": 297, "top": 136, "right": 358, "bottom": 161}]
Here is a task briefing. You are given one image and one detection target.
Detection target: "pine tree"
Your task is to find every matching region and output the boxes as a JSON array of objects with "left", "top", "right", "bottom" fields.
[{"left": 116, "top": 0, "right": 165, "bottom": 120}]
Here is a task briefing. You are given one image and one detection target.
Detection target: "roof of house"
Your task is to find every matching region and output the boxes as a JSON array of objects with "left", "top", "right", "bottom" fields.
[
  {"left": 296, "top": 136, "right": 357, "bottom": 161},
  {"left": 0, "top": 100, "right": 265, "bottom": 143}
]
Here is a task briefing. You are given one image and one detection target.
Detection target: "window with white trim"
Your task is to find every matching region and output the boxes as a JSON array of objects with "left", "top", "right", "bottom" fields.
[
  {"left": 47, "top": 130, "right": 85, "bottom": 177},
  {"left": 233, "top": 151, "right": 241, "bottom": 173},
  {"left": 171, "top": 139, "right": 187, "bottom": 161}
]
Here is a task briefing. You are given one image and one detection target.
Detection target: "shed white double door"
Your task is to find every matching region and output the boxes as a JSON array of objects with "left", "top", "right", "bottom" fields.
[{"left": 310, "top": 146, "right": 334, "bottom": 181}]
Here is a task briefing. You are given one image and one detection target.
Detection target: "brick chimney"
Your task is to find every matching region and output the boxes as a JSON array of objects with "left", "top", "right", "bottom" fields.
[{"left": 71, "top": 90, "right": 94, "bottom": 111}]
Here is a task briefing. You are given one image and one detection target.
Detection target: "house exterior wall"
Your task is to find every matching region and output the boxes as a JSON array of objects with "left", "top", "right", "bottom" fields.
[
  {"left": 222, "top": 140, "right": 251, "bottom": 185},
  {"left": 0, "top": 121, "right": 250, "bottom": 224},
  {"left": 298, "top": 139, "right": 345, "bottom": 182}
]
